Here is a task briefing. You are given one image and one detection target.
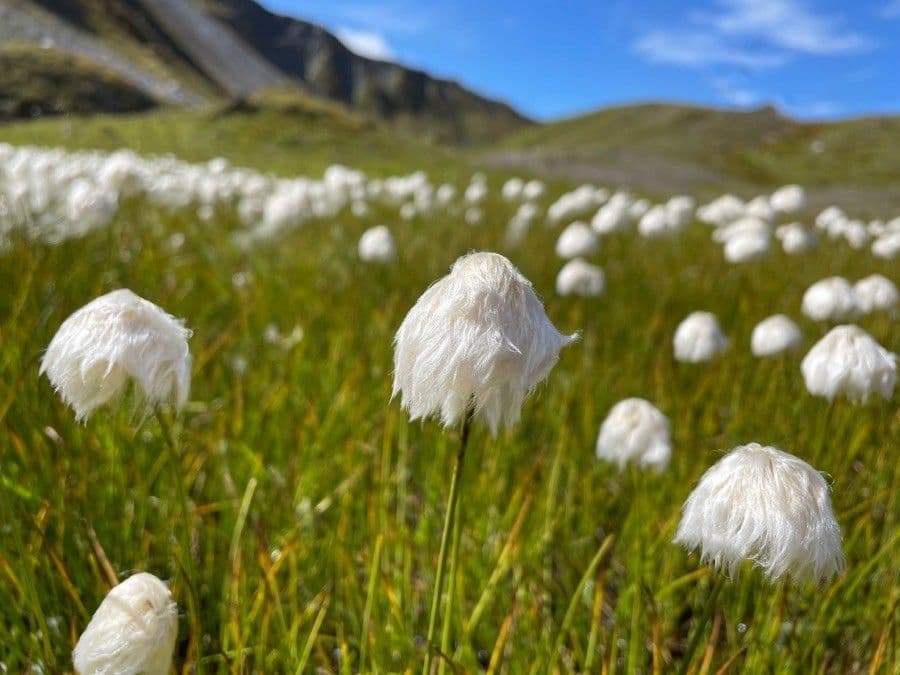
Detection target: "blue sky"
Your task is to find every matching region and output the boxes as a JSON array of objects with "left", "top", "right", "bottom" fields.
[{"left": 258, "top": 0, "right": 900, "bottom": 121}]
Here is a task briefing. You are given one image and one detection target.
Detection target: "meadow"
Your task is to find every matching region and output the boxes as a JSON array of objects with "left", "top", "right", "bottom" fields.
[{"left": 0, "top": 109, "right": 897, "bottom": 674}]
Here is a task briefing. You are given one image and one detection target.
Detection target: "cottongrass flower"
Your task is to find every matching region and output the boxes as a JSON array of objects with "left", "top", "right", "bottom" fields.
[
  {"left": 40, "top": 289, "right": 192, "bottom": 421},
  {"left": 674, "top": 443, "right": 844, "bottom": 583},
  {"left": 801, "top": 277, "right": 859, "bottom": 322},
  {"left": 769, "top": 184, "right": 806, "bottom": 215},
  {"left": 393, "top": 251, "right": 576, "bottom": 433},
  {"left": 751, "top": 314, "right": 803, "bottom": 357},
  {"left": 673, "top": 311, "right": 729, "bottom": 363},
  {"left": 775, "top": 223, "right": 817, "bottom": 255},
  {"left": 555, "top": 221, "right": 599, "bottom": 259},
  {"left": 853, "top": 274, "right": 897, "bottom": 314},
  {"left": 801, "top": 325, "right": 896, "bottom": 401},
  {"left": 73, "top": 573, "right": 177, "bottom": 675},
  {"left": 555, "top": 258, "right": 605, "bottom": 297},
  {"left": 595, "top": 398, "right": 671, "bottom": 470},
  {"left": 358, "top": 225, "right": 397, "bottom": 263},
  {"left": 393, "top": 251, "right": 575, "bottom": 673}
]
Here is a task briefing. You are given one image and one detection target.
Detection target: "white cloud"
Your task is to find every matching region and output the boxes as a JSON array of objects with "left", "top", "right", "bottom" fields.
[
  {"left": 713, "top": 78, "right": 765, "bottom": 106},
  {"left": 634, "top": 0, "right": 872, "bottom": 69},
  {"left": 709, "top": 0, "right": 872, "bottom": 55},
  {"left": 634, "top": 31, "right": 785, "bottom": 69},
  {"left": 883, "top": 1, "right": 900, "bottom": 18},
  {"left": 335, "top": 27, "right": 396, "bottom": 60}
]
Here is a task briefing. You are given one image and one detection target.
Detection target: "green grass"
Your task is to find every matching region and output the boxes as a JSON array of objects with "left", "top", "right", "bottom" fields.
[
  {"left": 0, "top": 112, "right": 897, "bottom": 673},
  {"left": 489, "top": 102, "right": 900, "bottom": 195},
  {"left": 0, "top": 43, "right": 155, "bottom": 121}
]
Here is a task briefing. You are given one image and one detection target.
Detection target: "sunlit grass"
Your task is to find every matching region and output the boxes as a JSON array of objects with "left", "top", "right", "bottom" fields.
[{"left": 0, "top": 125, "right": 897, "bottom": 673}]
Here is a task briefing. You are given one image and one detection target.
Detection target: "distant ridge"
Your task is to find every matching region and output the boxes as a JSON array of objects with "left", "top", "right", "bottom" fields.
[{"left": 2, "top": 0, "right": 532, "bottom": 143}]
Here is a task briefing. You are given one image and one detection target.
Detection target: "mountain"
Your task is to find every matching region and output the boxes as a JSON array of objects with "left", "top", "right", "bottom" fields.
[
  {"left": 486, "top": 102, "right": 900, "bottom": 210},
  {"left": 0, "top": 0, "right": 531, "bottom": 143}
]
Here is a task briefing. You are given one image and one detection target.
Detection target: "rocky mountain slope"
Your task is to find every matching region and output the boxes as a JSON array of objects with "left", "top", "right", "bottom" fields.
[{"left": 1, "top": 0, "right": 531, "bottom": 143}]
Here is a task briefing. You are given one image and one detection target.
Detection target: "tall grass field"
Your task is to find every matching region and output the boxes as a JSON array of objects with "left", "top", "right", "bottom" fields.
[{"left": 0, "top": 110, "right": 897, "bottom": 674}]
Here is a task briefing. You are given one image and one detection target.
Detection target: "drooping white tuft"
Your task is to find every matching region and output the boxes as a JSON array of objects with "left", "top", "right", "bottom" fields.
[
  {"left": 801, "top": 277, "right": 859, "bottom": 322},
  {"left": 673, "top": 311, "right": 729, "bottom": 363},
  {"left": 800, "top": 325, "right": 896, "bottom": 402},
  {"left": 40, "top": 289, "right": 192, "bottom": 421},
  {"left": 751, "top": 314, "right": 803, "bottom": 357},
  {"left": 674, "top": 443, "right": 844, "bottom": 583},
  {"left": 73, "top": 572, "right": 178, "bottom": 675},
  {"left": 555, "top": 258, "right": 605, "bottom": 297},
  {"left": 853, "top": 274, "right": 898, "bottom": 315},
  {"left": 595, "top": 398, "right": 671, "bottom": 470},
  {"left": 392, "top": 251, "right": 576, "bottom": 434},
  {"left": 358, "top": 225, "right": 397, "bottom": 263}
]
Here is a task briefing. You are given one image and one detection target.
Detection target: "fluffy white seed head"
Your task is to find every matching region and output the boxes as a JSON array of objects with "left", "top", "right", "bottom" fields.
[
  {"left": 801, "top": 325, "right": 896, "bottom": 402},
  {"left": 751, "top": 314, "right": 803, "bottom": 357},
  {"left": 674, "top": 443, "right": 844, "bottom": 583},
  {"left": 555, "top": 221, "right": 599, "bottom": 259},
  {"left": 40, "top": 289, "right": 192, "bottom": 421},
  {"left": 775, "top": 223, "right": 817, "bottom": 254},
  {"left": 853, "top": 274, "right": 898, "bottom": 314},
  {"left": 392, "top": 252, "right": 576, "bottom": 434},
  {"left": 73, "top": 573, "right": 178, "bottom": 675},
  {"left": 673, "top": 311, "right": 729, "bottom": 363},
  {"left": 770, "top": 184, "right": 806, "bottom": 215},
  {"left": 555, "top": 259, "right": 605, "bottom": 297},
  {"left": 801, "top": 277, "right": 859, "bottom": 322},
  {"left": 358, "top": 225, "right": 397, "bottom": 263},
  {"left": 724, "top": 232, "right": 770, "bottom": 263},
  {"left": 596, "top": 398, "right": 671, "bottom": 470}
]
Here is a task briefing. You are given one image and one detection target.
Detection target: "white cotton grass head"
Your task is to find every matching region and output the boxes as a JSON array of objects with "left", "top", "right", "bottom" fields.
[
  {"left": 673, "top": 311, "right": 729, "bottom": 363},
  {"left": 800, "top": 325, "right": 896, "bottom": 402},
  {"left": 852, "top": 274, "right": 898, "bottom": 315},
  {"left": 392, "top": 251, "right": 576, "bottom": 434},
  {"left": 73, "top": 572, "right": 178, "bottom": 675},
  {"left": 595, "top": 398, "right": 671, "bottom": 471},
  {"left": 751, "top": 314, "right": 803, "bottom": 357},
  {"left": 674, "top": 443, "right": 844, "bottom": 583},
  {"left": 801, "top": 277, "right": 859, "bottom": 322},
  {"left": 40, "top": 289, "right": 192, "bottom": 421},
  {"left": 555, "top": 221, "right": 599, "bottom": 259},
  {"left": 555, "top": 258, "right": 605, "bottom": 297},
  {"left": 358, "top": 225, "right": 397, "bottom": 263}
]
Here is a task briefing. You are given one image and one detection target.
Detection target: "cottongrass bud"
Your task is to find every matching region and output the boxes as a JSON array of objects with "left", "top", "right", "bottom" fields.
[
  {"left": 555, "top": 221, "right": 599, "bottom": 259},
  {"left": 751, "top": 314, "right": 803, "bottom": 357},
  {"left": 674, "top": 443, "right": 844, "bottom": 583},
  {"left": 555, "top": 258, "right": 605, "bottom": 297},
  {"left": 358, "top": 225, "right": 397, "bottom": 263},
  {"left": 801, "top": 325, "right": 896, "bottom": 401},
  {"left": 853, "top": 274, "right": 897, "bottom": 314},
  {"left": 673, "top": 312, "right": 728, "bottom": 363},
  {"left": 801, "top": 277, "right": 859, "bottom": 322},
  {"left": 73, "top": 573, "right": 177, "bottom": 675},
  {"left": 40, "top": 290, "right": 191, "bottom": 421},
  {"left": 596, "top": 398, "right": 671, "bottom": 470},
  {"left": 392, "top": 251, "right": 576, "bottom": 433}
]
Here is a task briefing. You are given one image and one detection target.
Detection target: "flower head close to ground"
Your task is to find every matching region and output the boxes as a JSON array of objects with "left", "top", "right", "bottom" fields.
[
  {"left": 555, "top": 258, "right": 605, "bottom": 297},
  {"left": 674, "top": 443, "right": 844, "bottom": 583},
  {"left": 392, "top": 251, "right": 576, "bottom": 434},
  {"left": 40, "top": 289, "right": 192, "bottom": 421},
  {"left": 73, "top": 573, "right": 178, "bottom": 675},
  {"left": 801, "top": 325, "right": 896, "bottom": 402},
  {"left": 596, "top": 398, "right": 672, "bottom": 470},
  {"left": 801, "top": 277, "right": 859, "bottom": 322}
]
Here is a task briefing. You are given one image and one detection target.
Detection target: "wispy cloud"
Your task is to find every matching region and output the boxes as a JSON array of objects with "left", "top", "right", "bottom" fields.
[
  {"left": 328, "top": 2, "right": 432, "bottom": 35},
  {"left": 707, "top": 0, "right": 872, "bottom": 55},
  {"left": 634, "top": 0, "right": 872, "bottom": 68},
  {"left": 882, "top": 0, "right": 900, "bottom": 18},
  {"left": 777, "top": 99, "right": 841, "bottom": 119},
  {"left": 635, "top": 31, "right": 785, "bottom": 69},
  {"left": 335, "top": 27, "right": 396, "bottom": 60},
  {"left": 712, "top": 78, "right": 765, "bottom": 106}
]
